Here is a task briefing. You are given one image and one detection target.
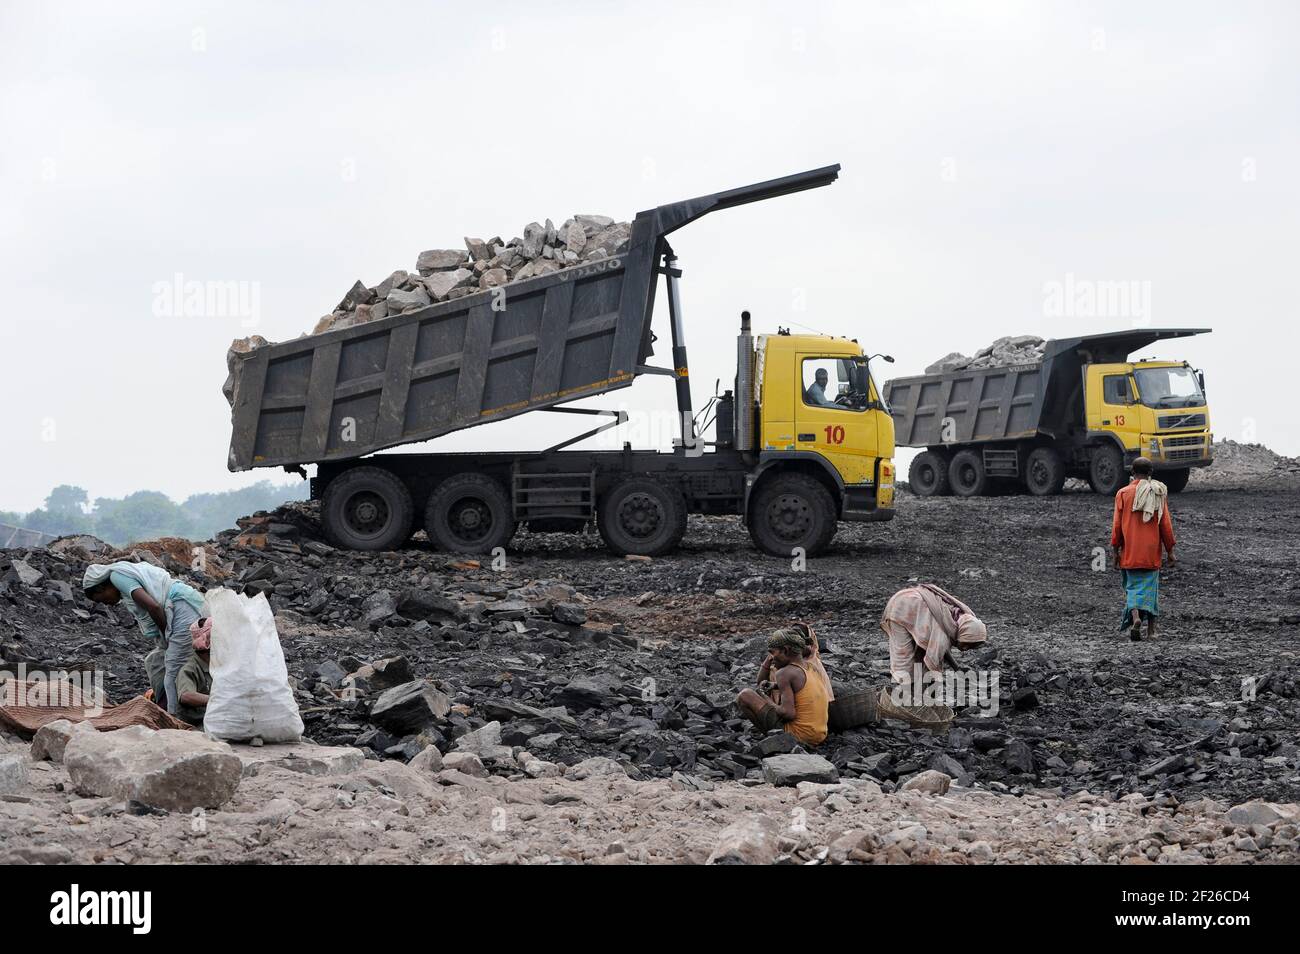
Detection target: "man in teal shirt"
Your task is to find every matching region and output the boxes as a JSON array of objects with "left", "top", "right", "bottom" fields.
[{"left": 83, "top": 561, "right": 204, "bottom": 715}]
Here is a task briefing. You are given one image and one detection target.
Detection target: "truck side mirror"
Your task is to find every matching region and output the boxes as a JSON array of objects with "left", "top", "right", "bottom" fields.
[{"left": 1196, "top": 370, "right": 1205, "bottom": 393}]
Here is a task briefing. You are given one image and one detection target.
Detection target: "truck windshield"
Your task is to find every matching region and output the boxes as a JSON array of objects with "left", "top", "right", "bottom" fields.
[{"left": 1134, "top": 366, "right": 1203, "bottom": 409}]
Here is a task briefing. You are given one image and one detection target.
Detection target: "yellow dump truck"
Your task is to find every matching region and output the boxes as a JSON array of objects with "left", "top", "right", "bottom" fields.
[
  {"left": 884, "top": 329, "right": 1212, "bottom": 497},
  {"left": 227, "top": 165, "right": 895, "bottom": 554}
]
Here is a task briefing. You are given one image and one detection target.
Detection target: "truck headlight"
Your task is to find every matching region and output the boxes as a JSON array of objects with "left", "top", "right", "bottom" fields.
[{"left": 1149, "top": 438, "right": 1158, "bottom": 454}]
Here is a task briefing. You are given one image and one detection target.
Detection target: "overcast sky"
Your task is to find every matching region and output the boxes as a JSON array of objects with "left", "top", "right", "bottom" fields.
[{"left": 2, "top": 0, "right": 1297, "bottom": 513}]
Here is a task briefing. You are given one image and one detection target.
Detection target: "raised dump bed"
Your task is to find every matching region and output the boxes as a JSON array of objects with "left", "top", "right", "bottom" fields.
[{"left": 226, "top": 166, "right": 841, "bottom": 472}]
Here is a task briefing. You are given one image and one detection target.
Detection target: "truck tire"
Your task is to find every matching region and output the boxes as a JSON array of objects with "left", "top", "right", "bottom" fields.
[
  {"left": 948, "top": 450, "right": 988, "bottom": 497},
  {"left": 1162, "top": 468, "right": 1191, "bottom": 493},
  {"left": 425, "top": 473, "right": 516, "bottom": 554},
  {"left": 321, "top": 466, "right": 414, "bottom": 551},
  {"left": 598, "top": 477, "right": 687, "bottom": 557},
  {"left": 747, "top": 473, "right": 838, "bottom": 557},
  {"left": 1088, "top": 445, "right": 1125, "bottom": 495},
  {"left": 908, "top": 451, "right": 951, "bottom": 497},
  {"left": 1024, "top": 447, "right": 1066, "bottom": 496}
]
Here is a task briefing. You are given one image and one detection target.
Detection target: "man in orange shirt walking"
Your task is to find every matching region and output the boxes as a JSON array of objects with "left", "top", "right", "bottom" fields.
[{"left": 1110, "top": 457, "right": 1177, "bottom": 641}]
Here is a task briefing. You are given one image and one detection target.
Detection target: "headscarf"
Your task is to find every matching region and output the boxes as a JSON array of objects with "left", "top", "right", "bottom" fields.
[
  {"left": 956, "top": 615, "right": 987, "bottom": 646},
  {"left": 83, "top": 560, "right": 172, "bottom": 604},
  {"left": 767, "top": 628, "right": 806, "bottom": 653},
  {"left": 190, "top": 616, "right": 212, "bottom": 652},
  {"left": 82, "top": 560, "right": 202, "bottom": 641}
]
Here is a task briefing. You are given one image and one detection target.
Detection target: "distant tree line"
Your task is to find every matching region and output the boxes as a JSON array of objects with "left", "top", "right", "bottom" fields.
[{"left": 0, "top": 481, "right": 309, "bottom": 547}]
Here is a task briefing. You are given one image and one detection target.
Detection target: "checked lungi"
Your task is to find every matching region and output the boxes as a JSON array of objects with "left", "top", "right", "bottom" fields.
[{"left": 1118, "top": 568, "right": 1160, "bottom": 630}]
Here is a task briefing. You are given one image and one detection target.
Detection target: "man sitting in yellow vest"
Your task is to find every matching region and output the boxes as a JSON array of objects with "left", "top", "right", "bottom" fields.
[{"left": 736, "top": 629, "right": 829, "bottom": 746}]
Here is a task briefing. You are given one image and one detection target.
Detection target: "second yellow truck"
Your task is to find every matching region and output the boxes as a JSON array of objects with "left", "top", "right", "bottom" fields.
[{"left": 884, "top": 329, "right": 1214, "bottom": 497}]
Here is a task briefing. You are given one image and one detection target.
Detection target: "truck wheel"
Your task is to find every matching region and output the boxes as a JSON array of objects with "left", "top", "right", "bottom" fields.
[
  {"left": 598, "top": 477, "right": 687, "bottom": 556},
  {"left": 425, "top": 473, "right": 516, "bottom": 554},
  {"left": 948, "top": 450, "right": 988, "bottom": 497},
  {"left": 908, "top": 451, "right": 951, "bottom": 497},
  {"left": 1088, "top": 445, "right": 1125, "bottom": 495},
  {"left": 1162, "top": 468, "right": 1191, "bottom": 493},
  {"left": 321, "top": 466, "right": 414, "bottom": 551},
  {"left": 747, "top": 473, "right": 838, "bottom": 557},
  {"left": 1024, "top": 447, "right": 1066, "bottom": 496}
]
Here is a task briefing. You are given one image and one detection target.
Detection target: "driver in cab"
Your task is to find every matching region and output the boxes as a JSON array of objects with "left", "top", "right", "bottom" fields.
[{"left": 807, "top": 367, "right": 840, "bottom": 408}]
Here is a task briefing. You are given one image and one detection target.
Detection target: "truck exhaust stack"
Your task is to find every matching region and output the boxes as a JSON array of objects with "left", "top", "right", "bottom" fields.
[{"left": 735, "top": 311, "right": 754, "bottom": 451}]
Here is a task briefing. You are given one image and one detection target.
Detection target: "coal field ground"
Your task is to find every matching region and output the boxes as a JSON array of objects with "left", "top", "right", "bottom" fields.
[
  {"left": 3, "top": 474, "right": 1298, "bottom": 809},
  {"left": 3, "top": 471, "right": 1300, "bottom": 866},
  {"left": 494, "top": 482, "right": 1300, "bottom": 804}
]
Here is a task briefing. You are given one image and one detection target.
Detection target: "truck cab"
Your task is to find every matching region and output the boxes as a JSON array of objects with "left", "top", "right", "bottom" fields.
[
  {"left": 1085, "top": 359, "right": 1212, "bottom": 491},
  {"left": 743, "top": 332, "right": 895, "bottom": 553}
]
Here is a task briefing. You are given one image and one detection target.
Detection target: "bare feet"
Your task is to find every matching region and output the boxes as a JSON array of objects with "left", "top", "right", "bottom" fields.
[{"left": 1129, "top": 609, "right": 1143, "bottom": 641}]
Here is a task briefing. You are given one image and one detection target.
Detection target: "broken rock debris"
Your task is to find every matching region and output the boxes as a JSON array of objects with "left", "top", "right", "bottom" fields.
[
  {"left": 926, "top": 335, "right": 1046, "bottom": 375},
  {"left": 2, "top": 457, "right": 1300, "bottom": 863},
  {"left": 227, "top": 212, "right": 632, "bottom": 371}
]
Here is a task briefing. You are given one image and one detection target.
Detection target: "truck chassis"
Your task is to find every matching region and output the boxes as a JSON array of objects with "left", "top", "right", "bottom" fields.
[{"left": 313, "top": 446, "right": 890, "bottom": 557}]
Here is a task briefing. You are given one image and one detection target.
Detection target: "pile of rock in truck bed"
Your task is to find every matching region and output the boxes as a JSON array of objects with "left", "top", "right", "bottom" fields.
[
  {"left": 257, "top": 213, "right": 629, "bottom": 343},
  {"left": 313, "top": 213, "right": 633, "bottom": 335},
  {"left": 228, "top": 212, "right": 630, "bottom": 351},
  {"left": 926, "top": 335, "right": 1047, "bottom": 374},
  {"left": 223, "top": 214, "right": 632, "bottom": 404}
]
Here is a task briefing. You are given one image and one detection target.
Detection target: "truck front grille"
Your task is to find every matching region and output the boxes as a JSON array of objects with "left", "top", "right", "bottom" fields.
[
  {"left": 1164, "top": 435, "right": 1204, "bottom": 448},
  {"left": 1166, "top": 448, "right": 1204, "bottom": 461},
  {"left": 1158, "top": 413, "right": 1206, "bottom": 428}
]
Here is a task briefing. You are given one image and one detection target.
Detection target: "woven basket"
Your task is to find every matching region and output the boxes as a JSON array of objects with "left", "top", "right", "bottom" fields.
[
  {"left": 875, "top": 688, "right": 955, "bottom": 733},
  {"left": 827, "top": 689, "right": 879, "bottom": 731}
]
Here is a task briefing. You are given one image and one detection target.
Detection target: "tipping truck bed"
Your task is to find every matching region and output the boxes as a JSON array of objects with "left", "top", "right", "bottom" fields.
[
  {"left": 884, "top": 328, "right": 1210, "bottom": 448},
  {"left": 226, "top": 166, "right": 841, "bottom": 472}
]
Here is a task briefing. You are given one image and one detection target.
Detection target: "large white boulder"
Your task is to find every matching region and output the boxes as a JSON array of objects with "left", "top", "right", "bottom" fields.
[
  {"left": 63, "top": 726, "right": 242, "bottom": 811},
  {"left": 30, "top": 719, "right": 97, "bottom": 763}
]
